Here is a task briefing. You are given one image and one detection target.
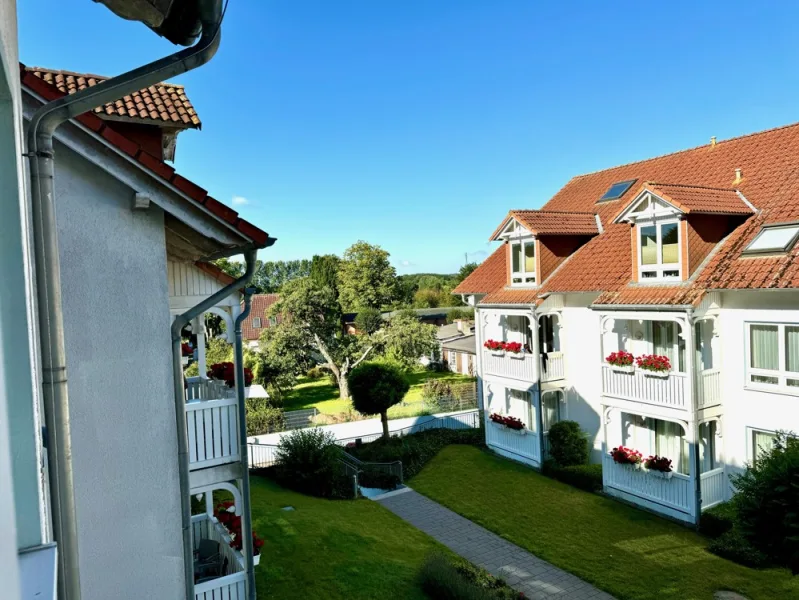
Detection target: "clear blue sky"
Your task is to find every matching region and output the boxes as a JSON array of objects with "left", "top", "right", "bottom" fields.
[{"left": 18, "top": 1, "right": 799, "bottom": 273}]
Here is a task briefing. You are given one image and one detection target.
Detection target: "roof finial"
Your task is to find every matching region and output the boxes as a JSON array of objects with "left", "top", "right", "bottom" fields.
[{"left": 710, "top": 136, "right": 717, "bottom": 147}]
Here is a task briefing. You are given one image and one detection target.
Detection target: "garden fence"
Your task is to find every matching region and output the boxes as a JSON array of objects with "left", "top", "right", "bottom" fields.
[{"left": 282, "top": 407, "right": 319, "bottom": 430}]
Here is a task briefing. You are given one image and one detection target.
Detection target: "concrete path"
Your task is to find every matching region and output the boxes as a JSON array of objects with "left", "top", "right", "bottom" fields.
[{"left": 376, "top": 488, "right": 616, "bottom": 600}]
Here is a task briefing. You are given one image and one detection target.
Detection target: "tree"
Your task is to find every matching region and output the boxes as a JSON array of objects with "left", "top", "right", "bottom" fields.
[
  {"left": 271, "top": 277, "right": 374, "bottom": 399},
  {"left": 354, "top": 307, "right": 384, "bottom": 335},
  {"left": 310, "top": 254, "right": 341, "bottom": 297},
  {"left": 213, "top": 257, "right": 244, "bottom": 279},
  {"left": 457, "top": 262, "right": 479, "bottom": 283},
  {"left": 337, "top": 241, "right": 398, "bottom": 310},
  {"left": 253, "top": 259, "right": 312, "bottom": 293},
  {"left": 382, "top": 313, "right": 438, "bottom": 369},
  {"left": 413, "top": 288, "right": 441, "bottom": 308},
  {"left": 253, "top": 325, "right": 313, "bottom": 401},
  {"left": 349, "top": 362, "right": 409, "bottom": 440}
]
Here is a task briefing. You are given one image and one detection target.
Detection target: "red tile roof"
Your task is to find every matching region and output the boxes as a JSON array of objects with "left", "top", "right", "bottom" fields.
[
  {"left": 242, "top": 294, "right": 281, "bottom": 341},
  {"left": 459, "top": 120, "right": 799, "bottom": 305},
  {"left": 20, "top": 63, "right": 271, "bottom": 249},
  {"left": 490, "top": 210, "right": 599, "bottom": 239},
  {"left": 634, "top": 182, "right": 754, "bottom": 216},
  {"left": 26, "top": 66, "right": 201, "bottom": 129}
]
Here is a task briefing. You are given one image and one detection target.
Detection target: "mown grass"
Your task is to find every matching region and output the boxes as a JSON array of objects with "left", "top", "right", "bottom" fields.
[
  {"left": 250, "top": 475, "right": 439, "bottom": 599},
  {"left": 282, "top": 369, "right": 476, "bottom": 417},
  {"left": 410, "top": 445, "right": 799, "bottom": 600}
]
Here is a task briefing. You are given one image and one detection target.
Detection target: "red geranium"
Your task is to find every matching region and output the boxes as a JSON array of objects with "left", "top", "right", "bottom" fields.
[
  {"left": 644, "top": 455, "right": 673, "bottom": 473},
  {"left": 484, "top": 339, "right": 504, "bottom": 351},
  {"left": 181, "top": 342, "right": 193, "bottom": 357},
  {"left": 606, "top": 351, "right": 634, "bottom": 367},
  {"left": 504, "top": 341, "right": 523, "bottom": 354},
  {"left": 489, "top": 412, "right": 525, "bottom": 431},
  {"left": 610, "top": 446, "right": 642, "bottom": 465},
  {"left": 214, "top": 501, "right": 265, "bottom": 556},
  {"left": 635, "top": 354, "right": 671, "bottom": 373},
  {"left": 207, "top": 362, "right": 254, "bottom": 387}
]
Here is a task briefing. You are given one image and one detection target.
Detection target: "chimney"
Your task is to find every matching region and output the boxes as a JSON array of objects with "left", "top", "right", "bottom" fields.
[
  {"left": 455, "top": 319, "right": 463, "bottom": 332},
  {"left": 734, "top": 168, "right": 743, "bottom": 184},
  {"left": 710, "top": 136, "right": 717, "bottom": 147}
]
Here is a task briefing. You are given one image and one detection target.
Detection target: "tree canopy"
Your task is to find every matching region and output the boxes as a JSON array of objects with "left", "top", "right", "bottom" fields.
[
  {"left": 337, "top": 241, "right": 398, "bottom": 311},
  {"left": 382, "top": 313, "right": 438, "bottom": 369},
  {"left": 349, "top": 362, "right": 409, "bottom": 439}
]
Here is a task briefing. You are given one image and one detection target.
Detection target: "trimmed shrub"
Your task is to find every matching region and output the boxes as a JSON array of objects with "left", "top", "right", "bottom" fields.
[
  {"left": 542, "top": 460, "right": 602, "bottom": 493},
  {"left": 418, "top": 553, "right": 523, "bottom": 600},
  {"left": 274, "top": 429, "right": 348, "bottom": 498},
  {"left": 699, "top": 501, "right": 736, "bottom": 539},
  {"left": 731, "top": 431, "right": 799, "bottom": 569},
  {"left": 708, "top": 529, "right": 770, "bottom": 568},
  {"left": 305, "top": 366, "right": 325, "bottom": 379},
  {"left": 547, "top": 420, "right": 589, "bottom": 467},
  {"left": 349, "top": 362, "right": 409, "bottom": 439},
  {"left": 245, "top": 399, "right": 284, "bottom": 436}
]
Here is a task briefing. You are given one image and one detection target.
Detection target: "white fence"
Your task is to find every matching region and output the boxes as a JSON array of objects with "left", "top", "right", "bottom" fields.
[
  {"left": 186, "top": 377, "right": 232, "bottom": 402},
  {"left": 540, "top": 352, "right": 565, "bottom": 382},
  {"left": 602, "top": 455, "right": 694, "bottom": 521},
  {"left": 482, "top": 351, "right": 536, "bottom": 382},
  {"left": 696, "top": 369, "right": 722, "bottom": 409},
  {"left": 186, "top": 398, "right": 241, "bottom": 470},
  {"left": 601, "top": 366, "right": 689, "bottom": 410},
  {"left": 700, "top": 468, "right": 727, "bottom": 509},
  {"left": 485, "top": 421, "right": 540, "bottom": 466},
  {"left": 191, "top": 514, "right": 246, "bottom": 599}
]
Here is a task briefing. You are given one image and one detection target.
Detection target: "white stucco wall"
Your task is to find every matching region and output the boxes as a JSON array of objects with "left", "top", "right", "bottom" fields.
[{"left": 54, "top": 142, "right": 184, "bottom": 599}]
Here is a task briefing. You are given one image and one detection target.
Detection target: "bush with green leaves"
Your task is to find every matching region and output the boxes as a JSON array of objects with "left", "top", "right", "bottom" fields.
[
  {"left": 708, "top": 528, "right": 770, "bottom": 568},
  {"left": 547, "top": 420, "right": 589, "bottom": 467},
  {"left": 245, "top": 399, "right": 284, "bottom": 436},
  {"left": 731, "top": 431, "right": 799, "bottom": 570},
  {"left": 542, "top": 460, "right": 602, "bottom": 492},
  {"left": 205, "top": 337, "right": 233, "bottom": 367},
  {"left": 354, "top": 307, "right": 384, "bottom": 334},
  {"left": 274, "top": 428, "right": 348, "bottom": 498},
  {"left": 305, "top": 366, "right": 325, "bottom": 379},
  {"left": 349, "top": 362, "right": 409, "bottom": 439},
  {"left": 184, "top": 362, "right": 199, "bottom": 378},
  {"left": 699, "top": 501, "right": 736, "bottom": 539},
  {"left": 417, "top": 553, "right": 521, "bottom": 600}
]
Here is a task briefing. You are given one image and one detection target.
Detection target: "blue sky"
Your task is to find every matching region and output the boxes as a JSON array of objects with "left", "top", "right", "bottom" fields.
[{"left": 19, "top": 1, "right": 799, "bottom": 273}]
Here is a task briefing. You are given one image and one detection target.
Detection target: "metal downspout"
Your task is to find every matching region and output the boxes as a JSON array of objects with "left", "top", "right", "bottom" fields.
[
  {"left": 171, "top": 251, "right": 258, "bottom": 600},
  {"left": 234, "top": 289, "right": 256, "bottom": 600},
  {"left": 25, "top": 3, "right": 223, "bottom": 598}
]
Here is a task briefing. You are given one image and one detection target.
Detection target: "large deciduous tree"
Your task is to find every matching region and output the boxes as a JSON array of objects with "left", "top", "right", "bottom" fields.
[
  {"left": 349, "top": 362, "right": 409, "bottom": 440},
  {"left": 383, "top": 313, "right": 438, "bottom": 369},
  {"left": 270, "top": 277, "right": 374, "bottom": 399},
  {"left": 337, "top": 241, "right": 398, "bottom": 310}
]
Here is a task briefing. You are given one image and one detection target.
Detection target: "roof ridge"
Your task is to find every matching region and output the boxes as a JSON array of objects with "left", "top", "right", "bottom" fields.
[
  {"left": 26, "top": 66, "right": 185, "bottom": 88},
  {"left": 648, "top": 182, "right": 739, "bottom": 192},
  {"left": 511, "top": 209, "right": 596, "bottom": 216},
  {"left": 569, "top": 121, "right": 799, "bottom": 179}
]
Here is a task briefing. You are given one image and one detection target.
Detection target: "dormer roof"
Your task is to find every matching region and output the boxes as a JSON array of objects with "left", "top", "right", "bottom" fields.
[
  {"left": 489, "top": 210, "right": 600, "bottom": 240},
  {"left": 613, "top": 182, "right": 755, "bottom": 223}
]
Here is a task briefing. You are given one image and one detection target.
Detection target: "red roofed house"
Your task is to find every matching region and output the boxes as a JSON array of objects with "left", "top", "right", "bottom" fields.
[
  {"left": 455, "top": 124, "right": 799, "bottom": 525},
  {"left": 241, "top": 294, "right": 281, "bottom": 349}
]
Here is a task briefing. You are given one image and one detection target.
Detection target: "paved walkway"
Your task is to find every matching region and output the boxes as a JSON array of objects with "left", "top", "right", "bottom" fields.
[{"left": 376, "top": 488, "right": 615, "bottom": 600}]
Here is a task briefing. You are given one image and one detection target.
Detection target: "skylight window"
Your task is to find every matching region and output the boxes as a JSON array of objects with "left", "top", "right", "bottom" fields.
[
  {"left": 598, "top": 179, "right": 637, "bottom": 202},
  {"left": 743, "top": 224, "right": 799, "bottom": 255}
]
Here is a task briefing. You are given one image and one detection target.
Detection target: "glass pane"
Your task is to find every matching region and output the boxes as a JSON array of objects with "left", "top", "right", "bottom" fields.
[
  {"left": 745, "top": 226, "right": 799, "bottom": 253},
  {"left": 512, "top": 243, "right": 521, "bottom": 273},
  {"left": 788, "top": 379, "right": 799, "bottom": 387},
  {"left": 750, "top": 324, "right": 779, "bottom": 370},
  {"left": 699, "top": 421, "right": 716, "bottom": 472},
  {"left": 652, "top": 322, "right": 674, "bottom": 362},
  {"left": 786, "top": 326, "right": 799, "bottom": 373},
  {"left": 751, "top": 374, "right": 778, "bottom": 385},
  {"left": 541, "top": 391, "right": 560, "bottom": 432},
  {"left": 524, "top": 242, "right": 535, "bottom": 272},
  {"left": 640, "top": 226, "right": 657, "bottom": 265},
  {"left": 753, "top": 430, "right": 777, "bottom": 462},
  {"left": 661, "top": 222, "right": 679, "bottom": 264},
  {"left": 641, "top": 271, "right": 657, "bottom": 278},
  {"left": 663, "top": 270, "right": 680, "bottom": 277}
]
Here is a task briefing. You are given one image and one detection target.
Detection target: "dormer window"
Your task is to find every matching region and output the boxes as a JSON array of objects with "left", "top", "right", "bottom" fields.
[
  {"left": 639, "top": 220, "right": 681, "bottom": 280},
  {"left": 510, "top": 239, "right": 536, "bottom": 286}
]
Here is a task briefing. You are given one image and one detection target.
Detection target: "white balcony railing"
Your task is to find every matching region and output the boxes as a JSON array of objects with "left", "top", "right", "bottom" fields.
[
  {"left": 601, "top": 366, "right": 689, "bottom": 410},
  {"left": 700, "top": 468, "right": 727, "bottom": 510},
  {"left": 602, "top": 454, "right": 694, "bottom": 519},
  {"left": 482, "top": 351, "right": 536, "bottom": 382},
  {"left": 191, "top": 514, "right": 246, "bottom": 599},
  {"left": 696, "top": 369, "right": 722, "bottom": 409},
  {"left": 540, "top": 351, "right": 565, "bottom": 382},
  {"left": 186, "top": 397, "right": 241, "bottom": 470},
  {"left": 485, "top": 420, "right": 540, "bottom": 464}
]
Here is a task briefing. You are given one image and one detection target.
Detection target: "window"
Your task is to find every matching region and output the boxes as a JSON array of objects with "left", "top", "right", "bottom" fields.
[
  {"left": 751, "top": 429, "right": 778, "bottom": 463},
  {"left": 507, "top": 315, "right": 533, "bottom": 350},
  {"left": 506, "top": 388, "right": 535, "bottom": 430},
  {"left": 638, "top": 220, "right": 680, "bottom": 280},
  {"left": 252, "top": 317, "right": 262, "bottom": 328},
  {"left": 621, "top": 415, "right": 688, "bottom": 475},
  {"left": 746, "top": 322, "right": 799, "bottom": 392},
  {"left": 510, "top": 239, "right": 536, "bottom": 286},
  {"left": 698, "top": 421, "right": 718, "bottom": 472},
  {"left": 541, "top": 390, "right": 562, "bottom": 433},
  {"left": 743, "top": 224, "right": 799, "bottom": 255},
  {"left": 268, "top": 316, "right": 277, "bottom": 327},
  {"left": 598, "top": 179, "right": 637, "bottom": 202}
]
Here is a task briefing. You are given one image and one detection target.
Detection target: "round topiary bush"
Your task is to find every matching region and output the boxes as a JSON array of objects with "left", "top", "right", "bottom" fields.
[
  {"left": 547, "top": 420, "right": 589, "bottom": 467},
  {"left": 349, "top": 361, "right": 409, "bottom": 440}
]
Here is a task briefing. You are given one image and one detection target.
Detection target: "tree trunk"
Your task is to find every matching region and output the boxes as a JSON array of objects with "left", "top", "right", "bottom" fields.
[
  {"left": 338, "top": 373, "right": 349, "bottom": 400},
  {"left": 381, "top": 411, "right": 389, "bottom": 440}
]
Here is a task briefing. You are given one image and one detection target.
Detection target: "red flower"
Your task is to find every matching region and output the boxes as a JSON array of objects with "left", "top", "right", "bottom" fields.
[
  {"left": 181, "top": 342, "right": 193, "bottom": 357},
  {"left": 644, "top": 454, "right": 673, "bottom": 472},
  {"left": 610, "top": 446, "right": 643, "bottom": 465},
  {"left": 606, "top": 351, "right": 634, "bottom": 367},
  {"left": 489, "top": 412, "right": 525, "bottom": 431},
  {"left": 635, "top": 354, "right": 671, "bottom": 373},
  {"left": 504, "top": 342, "right": 523, "bottom": 354},
  {"left": 484, "top": 339, "right": 504, "bottom": 351},
  {"left": 207, "top": 362, "right": 254, "bottom": 387},
  {"left": 213, "top": 502, "right": 266, "bottom": 556}
]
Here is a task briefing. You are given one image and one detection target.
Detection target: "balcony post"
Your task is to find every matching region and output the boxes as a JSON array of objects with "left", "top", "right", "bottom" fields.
[{"left": 194, "top": 315, "right": 206, "bottom": 380}]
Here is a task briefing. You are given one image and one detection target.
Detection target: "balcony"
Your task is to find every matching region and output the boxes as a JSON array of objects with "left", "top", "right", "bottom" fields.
[
  {"left": 485, "top": 419, "right": 540, "bottom": 466},
  {"left": 482, "top": 350, "right": 537, "bottom": 382},
  {"left": 695, "top": 368, "right": 722, "bottom": 409},
  {"left": 540, "top": 351, "right": 565, "bottom": 382},
  {"left": 601, "top": 366, "right": 689, "bottom": 410},
  {"left": 186, "top": 397, "right": 241, "bottom": 470},
  {"left": 191, "top": 513, "right": 247, "bottom": 599}
]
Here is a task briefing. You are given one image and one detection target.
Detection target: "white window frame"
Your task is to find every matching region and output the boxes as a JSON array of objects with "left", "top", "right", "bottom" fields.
[
  {"left": 252, "top": 316, "right": 262, "bottom": 329},
  {"left": 637, "top": 217, "right": 682, "bottom": 281},
  {"left": 268, "top": 316, "right": 277, "bottom": 327},
  {"left": 509, "top": 238, "right": 537, "bottom": 287},
  {"left": 744, "top": 321, "right": 799, "bottom": 394},
  {"left": 747, "top": 427, "right": 778, "bottom": 463}
]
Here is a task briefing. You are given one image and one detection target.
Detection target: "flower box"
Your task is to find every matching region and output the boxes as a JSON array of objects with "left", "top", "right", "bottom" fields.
[
  {"left": 635, "top": 354, "right": 671, "bottom": 376},
  {"left": 508, "top": 352, "right": 525, "bottom": 360},
  {"left": 611, "top": 364, "right": 634, "bottom": 374},
  {"left": 641, "top": 369, "right": 670, "bottom": 379},
  {"left": 647, "top": 469, "right": 673, "bottom": 480},
  {"left": 490, "top": 350, "right": 506, "bottom": 357},
  {"left": 490, "top": 421, "right": 527, "bottom": 436},
  {"left": 253, "top": 553, "right": 261, "bottom": 566},
  {"left": 621, "top": 462, "right": 643, "bottom": 471}
]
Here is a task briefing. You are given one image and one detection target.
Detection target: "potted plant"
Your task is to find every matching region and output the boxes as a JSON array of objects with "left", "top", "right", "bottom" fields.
[
  {"left": 610, "top": 446, "right": 643, "bottom": 469},
  {"left": 484, "top": 339, "right": 505, "bottom": 356},
  {"left": 606, "top": 351, "right": 635, "bottom": 373},
  {"left": 489, "top": 412, "right": 527, "bottom": 435},
  {"left": 504, "top": 341, "right": 524, "bottom": 358},
  {"left": 644, "top": 455, "right": 673, "bottom": 479},
  {"left": 181, "top": 342, "right": 193, "bottom": 366},
  {"left": 215, "top": 501, "right": 265, "bottom": 565},
  {"left": 207, "top": 362, "right": 254, "bottom": 388},
  {"left": 635, "top": 354, "right": 671, "bottom": 378}
]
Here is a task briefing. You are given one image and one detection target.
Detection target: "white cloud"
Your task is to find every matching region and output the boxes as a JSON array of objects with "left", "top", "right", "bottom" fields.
[
  {"left": 400, "top": 260, "right": 415, "bottom": 267},
  {"left": 231, "top": 195, "right": 249, "bottom": 206}
]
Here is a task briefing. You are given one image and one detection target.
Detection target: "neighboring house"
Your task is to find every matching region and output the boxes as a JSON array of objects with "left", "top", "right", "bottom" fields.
[
  {"left": 382, "top": 306, "right": 465, "bottom": 326},
  {"left": 241, "top": 293, "right": 281, "bottom": 348},
  {"left": 6, "top": 52, "right": 272, "bottom": 600},
  {"left": 455, "top": 122, "right": 799, "bottom": 526},
  {"left": 442, "top": 335, "right": 476, "bottom": 376}
]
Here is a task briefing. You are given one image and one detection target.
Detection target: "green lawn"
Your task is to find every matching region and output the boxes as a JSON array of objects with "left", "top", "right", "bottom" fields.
[
  {"left": 282, "top": 369, "right": 476, "bottom": 417},
  {"left": 251, "top": 475, "right": 439, "bottom": 599},
  {"left": 410, "top": 445, "right": 799, "bottom": 600}
]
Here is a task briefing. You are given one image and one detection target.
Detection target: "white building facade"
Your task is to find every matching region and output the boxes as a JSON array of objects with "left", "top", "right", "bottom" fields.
[{"left": 457, "top": 126, "right": 799, "bottom": 526}]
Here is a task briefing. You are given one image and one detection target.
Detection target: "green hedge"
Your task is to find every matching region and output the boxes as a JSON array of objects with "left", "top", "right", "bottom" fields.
[
  {"left": 708, "top": 528, "right": 770, "bottom": 568},
  {"left": 699, "top": 501, "right": 736, "bottom": 539},
  {"left": 542, "top": 460, "right": 603, "bottom": 492},
  {"left": 417, "top": 553, "right": 521, "bottom": 600}
]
